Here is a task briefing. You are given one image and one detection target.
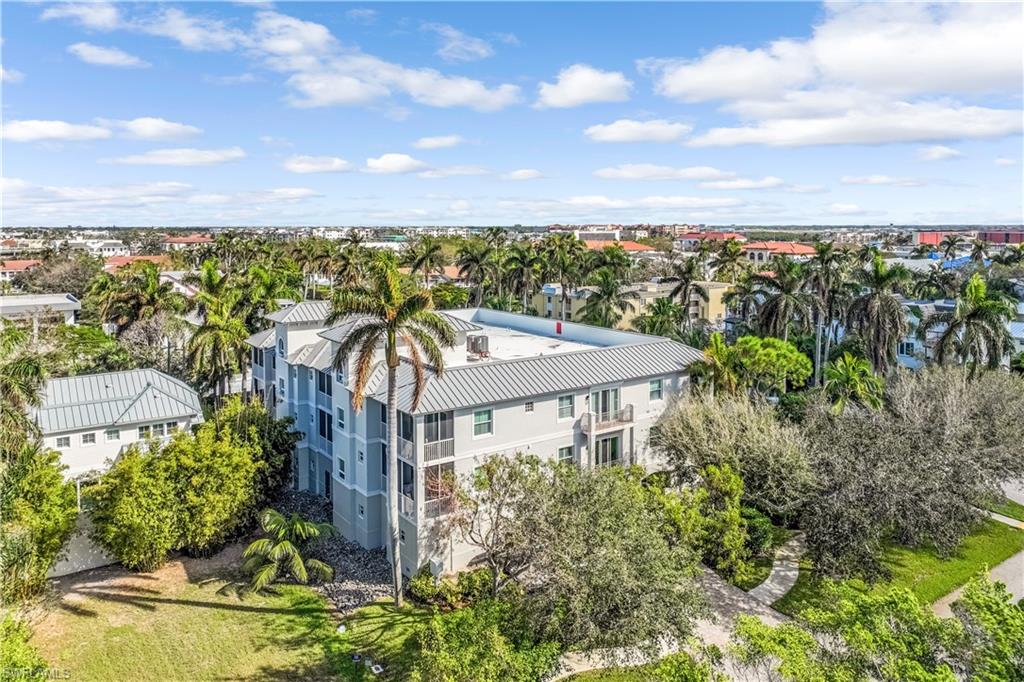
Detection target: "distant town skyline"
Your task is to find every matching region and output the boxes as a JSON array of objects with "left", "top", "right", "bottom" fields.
[{"left": 2, "top": 2, "right": 1022, "bottom": 227}]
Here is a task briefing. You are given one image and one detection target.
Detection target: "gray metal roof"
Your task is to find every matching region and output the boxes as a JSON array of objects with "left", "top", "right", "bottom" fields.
[
  {"left": 245, "top": 327, "right": 275, "bottom": 349},
  {"left": 34, "top": 369, "right": 203, "bottom": 434},
  {"left": 318, "top": 311, "right": 481, "bottom": 344},
  {"left": 264, "top": 300, "right": 332, "bottom": 324},
  {"left": 0, "top": 293, "right": 81, "bottom": 315},
  {"left": 288, "top": 339, "right": 334, "bottom": 371},
  {"left": 369, "top": 339, "right": 702, "bottom": 413}
]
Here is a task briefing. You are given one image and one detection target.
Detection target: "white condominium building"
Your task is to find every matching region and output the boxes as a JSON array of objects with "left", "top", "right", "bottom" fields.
[{"left": 248, "top": 304, "right": 701, "bottom": 577}]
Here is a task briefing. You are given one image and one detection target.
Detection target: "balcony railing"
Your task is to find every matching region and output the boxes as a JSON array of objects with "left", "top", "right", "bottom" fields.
[
  {"left": 424, "top": 496, "right": 455, "bottom": 519},
  {"left": 424, "top": 438, "right": 455, "bottom": 462},
  {"left": 580, "top": 404, "right": 634, "bottom": 436}
]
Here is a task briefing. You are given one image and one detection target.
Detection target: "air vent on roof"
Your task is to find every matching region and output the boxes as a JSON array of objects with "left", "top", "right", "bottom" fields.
[{"left": 467, "top": 334, "right": 489, "bottom": 356}]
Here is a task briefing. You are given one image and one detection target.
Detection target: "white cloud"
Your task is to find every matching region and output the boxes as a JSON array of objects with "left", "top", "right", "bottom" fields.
[
  {"left": 419, "top": 166, "right": 489, "bottom": 179},
  {"left": 413, "top": 134, "right": 465, "bottom": 150},
  {"left": 204, "top": 73, "right": 261, "bottom": 85},
  {"left": 501, "top": 169, "right": 543, "bottom": 181},
  {"left": 593, "top": 164, "right": 734, "bottom": 181},
  {"left": 785, "top": 184, "right": 828, "bottom": 194},
  {"left": 917, "top": 145, "right": 962, "bottom": 161},
  {"left": 67, "top": 42, "right": 149, "bottom": 68},
  {"left": 103, "top": 147, "right": 247, "bottom": 166},
  {"left": 283, "top": 155, "right": 352, "bottom": 173},
  {"left": 3, "top": 176, "right": 191, "bottom": 208},
  {"left": 499, "top": 194, "right": 743, "bottom": 215},
  {"left": 140, "top": 8, "right": 247, "bottom": 51},
  {"left": 699, "top": 176, "right": 785, "bottom": 190},
  {"left": 535, "top": 64, "right": 632, "bottom": 108},
  {"left": 244, "top": 187, "right": 321, "bottom": 203},
  {"left": 584, "top": 119, "right": 692, "bottom": 143},
  {"left": 107, "top": 117, "right": 202, "bottom": 140},
  {"left": 345, "top": 8, "right": 378, "bottom": 24},
  {"left": 840, "top": 175, "right": 924, "bottom": 187},
  {"left": 363, "top": 153, "right": 428, "bottom": 174},
  {"left": 1, "top": 119, "right": 111, "bottom": 142},
  {"left": 828, "top": 203, "right": 869, "bottom": 215},
  {"left": 995, "top": 157, "right": 1017, "bottom": 166},
  {"left": 1, "top": 66, "right": 25, "bottom": 83},
  {"left": 41, "top": 2, "right": 121, "bottom": 30},
  {"left": 421, "top": 23, "right": 493, "bottom": 62}
]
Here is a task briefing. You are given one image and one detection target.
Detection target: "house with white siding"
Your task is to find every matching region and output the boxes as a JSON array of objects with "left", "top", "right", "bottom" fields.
[{"left": 248, "top": 304, "right": 702, "bottom": 577}]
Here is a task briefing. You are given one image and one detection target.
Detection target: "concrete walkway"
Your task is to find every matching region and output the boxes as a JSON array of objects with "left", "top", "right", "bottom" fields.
[{"left": 749, "top": 533, "right": 805, "bottom": 606}]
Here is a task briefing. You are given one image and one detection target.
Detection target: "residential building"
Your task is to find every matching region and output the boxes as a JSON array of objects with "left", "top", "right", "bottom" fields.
[
  {"left": 249, "top": 304, "right": 701, "bottom": 576},
  {"left": 0, "top": 293, "right": 80, "bottom": 338},
  {"left": 583, "top": 240, "right": 656, "bottom": 254},
  {"left": 742, "top": 241, "right": 816, "bottom": 264},
  {"left": 32, "top": 368, "right": 204, "bottom": 478},
  {"left": 692, "top": 281, "right": 731, "bottom": 325},
  {"left": 0, "top": 259, "right": 41, "bottom": 286},
  {"left": 674, "top": 232, "right": 746, "bottom": 251},
  {"left": 103, "top": 255, "right": 170, "bottom": 272},
  {"left": 161, "top": 233, "right": 214, "bottom": 251},
  {"left": 67, "top": 239, "right": 129, "bottom": 257}
]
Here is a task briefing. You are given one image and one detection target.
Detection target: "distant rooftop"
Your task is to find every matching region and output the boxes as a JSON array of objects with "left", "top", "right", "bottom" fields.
[{"left": 0, "top": 293, "right": 80, "bottom": 315}]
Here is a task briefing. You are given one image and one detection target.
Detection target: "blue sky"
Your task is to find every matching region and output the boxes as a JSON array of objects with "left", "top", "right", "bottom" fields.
[{"left": 2, "top": 1, "right": 1022, "bottom": 226}]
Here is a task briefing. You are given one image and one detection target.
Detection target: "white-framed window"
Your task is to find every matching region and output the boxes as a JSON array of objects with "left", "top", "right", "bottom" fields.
[
  {"left": 337, "top": 458, "right": 346, "bottom": 481},
  {"left": 358, "top": 504, "right": 365, "bottom": 518},
  {"left": 138, "top": 425, "right": 151, "bottom": 439},
  {"left": 105, "top": 429, "right": 120, "bottom": 442},
  {"left": 278, "top": 377, "right": 285, "bottom": 394},
  {"left": 557, "top": 394, "right": 575, "bottom": 419},
  {"left": 336, "top": 407, "right": 345, "bottom": 431},
  {"left": 166, "top": 421, "right": 179, "bottom": 433},
  {"left": 335, "top": 369, "right": 344, "bottom": 384},
  {"left": 649, "top": 378, "right": 664, "bottom": 401},
  {"left": 524, "top": 401, "right": 534, "bottom": 413},
  {"left": 277, "top": 338, "right": 284, "bottom": 357},
  {"left": 558, "top": 445, "right": 574, "bottom": 463},
  {"left": 152, "top": 423, "right": 166, "bottom": 437},
  {"left": 82, "top": 433, "right": 96, "bottom": 446},
  {"left": 473, "top": 408, "right": 493, "bottom": 437},
  {"left": 56, "top": 436, "right": 71, "bottom": 449}
]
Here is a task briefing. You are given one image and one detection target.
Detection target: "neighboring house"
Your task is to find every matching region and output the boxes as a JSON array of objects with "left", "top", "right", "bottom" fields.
[
  {"left": 397, "top": 265, "right": 469, "bottom": 287},
  {"left": 33, "top": 368, "right": 204, "bottom": 479},
  {"left": 251, "top": 304, "right": 702, "bottom": 576},
  {"left": 103, "top": 255, "right": 170, "bottom": 272},
  {"left": 673, "top": 231, "right": 746, "bottom": 251},
  {"left": 742, "top": 241, "right": 816, "bottom": 264},
  {"left": 161, "top": 233, "right": 214, "bottom": 251},
  {"left": 246, "top": 326, "right": 278, "bottom": 406},
  {"left": 0, "top": 293, "right": 80, "bottom": 338},
  {"left": 582, "top": 239, "right": 655, "bottom": 254},
  {"left": 67, "top": 240, "right": 129, "bottom": 257},
  {"left": 159, "top": 270, "right": 201, "bottom": 298},
  {"left": 0, "top": 259, "right": 41, "bottom": 286},
  {"left": 691, "top": 281, "right": 731, "bottom": 325}
]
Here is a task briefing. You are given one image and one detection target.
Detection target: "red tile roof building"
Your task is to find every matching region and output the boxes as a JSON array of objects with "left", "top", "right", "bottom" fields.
[
  {"left": 742, "top": 241, "right": 816, "bottom": 263},
  {"left": 0, "top": 259, "right": 42, "bottom": 282},
  {"left": 583, "top": 240, "right": 655, "bottom": 253},
  {"left": 104, "top": 255, "right": 170, "bottom": 272}
]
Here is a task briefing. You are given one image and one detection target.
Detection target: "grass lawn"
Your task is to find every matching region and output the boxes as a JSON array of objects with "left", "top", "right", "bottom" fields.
[
  {"left": 31, "top": 546, "right": 430, "bottom": 681},
  {"left": 774, "top": 518, "right": 1024, "bottom": 617},
  {"left": 990, "top": 497, "right": 1024, "bottom": 523},
  {"left": 566, "top": 665, "right": 655, "bottom": 681}
]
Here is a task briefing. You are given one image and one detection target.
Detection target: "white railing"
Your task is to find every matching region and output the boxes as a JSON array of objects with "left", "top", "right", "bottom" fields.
[
  {"left": 424, "top": 496, "right": 455, "bottom": 519},
  {"left": 424, "top": 438, "right": 455, "bottom": 462},
  {"left": 580, "top": 404, "right": 634, "bottom": 436}
]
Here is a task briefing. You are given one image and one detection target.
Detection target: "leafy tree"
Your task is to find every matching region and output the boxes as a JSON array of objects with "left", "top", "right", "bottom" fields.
[
  {"left": 41, "top": 324, "right": 133, "bottom": 376},
  {"left": 920, "top": 273, "right": 1015, "bottom": 374},
  {"left": 732, "top": 335, "right": 812, "bottom": 395},
  {"left": 89, "top": 447, "right": 179, "bottom": 571},
  {"left": 0, "top": 616, "right": 49, "bottom": 678},
  {"left": 824, "top": 352, "right": 884, "bottom": 414},
  {"left": 13, "top": 251, "right": 103, "bottom": 299},
  {"left": 687, "top": 464, "right": 750, "bottom": 582},
  {"left": 241, "top": 509, "right": 335, "bottom": 592},
  {"left": 579, "top": 268, "right": 636, "bottom": 328},
  {"left": 430, "top": 282, "right": 470, "bottom": 309},
  {"left": 847, "top": 256, "right": 911, "bottom": 374},
  {"left": 952, "top": 574, "right": 1024, "bottom": 681},
  {"left": 652, "top": 395, "right": 812, "bottom": 519},
  {"left": 329, "top": 259, "right": 455, "bottom": 606},
  {"left": 1011, "top": 351, "right": 1024, "bottom": 375}
]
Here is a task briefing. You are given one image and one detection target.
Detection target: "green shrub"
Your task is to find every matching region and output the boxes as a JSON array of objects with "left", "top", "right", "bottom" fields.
[
  {"left": 456, "top": 568, "right": 494, "bottom": 604},
  {"left": 89, "top": 447, "right": 178, "bottom": 571},
  {"left": 652, "top": 651, "right": 719, "bottom": 682},
  {"left": 741, "top": 506, "right": 775, "bottom": 558},
  {"left": 0, "top": 616, "right": 48, "bottom": 680},
  {"left": 406, "top": 566, "right": 458, "bottom": 608},
  {"left": 413, "top": 599, "right": 561, "bottom": 682}
]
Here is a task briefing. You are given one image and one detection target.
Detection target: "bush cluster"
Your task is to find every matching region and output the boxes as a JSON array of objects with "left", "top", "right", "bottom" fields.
[{"left": 406, "top": 566, "right": 494, "bottom": 609}]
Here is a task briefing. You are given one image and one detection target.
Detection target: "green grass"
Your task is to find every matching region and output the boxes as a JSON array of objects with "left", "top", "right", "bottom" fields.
[
  {"left": 990, "top": 497, "right": 1024, "bottom": 523},
  {"left": 33, "top": 557, "right": 430, "bottom": 681},
  {"left": 774, "top": 518, "right": 1024, "bottom": 617},
  {"left": 566, "top": 665, "right": 656, "bottom": 681}
]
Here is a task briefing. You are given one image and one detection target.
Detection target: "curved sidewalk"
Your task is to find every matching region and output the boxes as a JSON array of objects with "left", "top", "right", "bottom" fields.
[{"left": 748, "top": 533, "right": 805, "bottom": 606}]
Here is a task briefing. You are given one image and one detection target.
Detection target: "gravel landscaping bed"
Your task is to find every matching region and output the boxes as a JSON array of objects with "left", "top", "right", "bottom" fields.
[{"left": 275, "top": 490, "right": 392, "bottom": 614}]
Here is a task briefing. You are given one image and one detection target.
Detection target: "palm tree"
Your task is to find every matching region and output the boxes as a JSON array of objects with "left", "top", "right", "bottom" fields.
[
  {"left": 579, "top": 269, "right": 636, "bottom": 328},
  {"left": 0, "top": 323, "right": 46, "bottom": 455},
  {"left": 689, "top": 332, "right": 739, "bottom": 398},
  {"left": 187, "top": 291, "right": 250, "bottom": 401},
  {"left": 722, "top": 274, "right": 759, "bottom": 326},
  {"left": 328, "top": 260, "right": 455, "bottom": 606},
  {"left": 919, "top": 273, "right": 1015, "bottom": 374},
  {"left": 855, "top": 244, "right": 880, "bottom": 267},
  {"left": 910, "top": 243, "right": 935, "bottom": 259},
  {"left": 709, "top": 239, "right": 746, "bottom": 284},
  {"left": 847, "top": 256, "right": 912, "bottom": 374},
  {"left": 242, "top": 508, "right": 336, "bottom": 592},
  {"left": 331, "top": 245, "right": 365, "bottom": 289},
  {"left": 666, "top": 256, "right": 708, "bottom": 330},
  {"left": 939, "top": 234, "right": 965, "bottom": 261},
  {"left": 749, "top": 257, "right": 815, "bottom": 341},
  {"left": 504, "top": 242, "right": 544, "bottom": 312},
  {"left": 631, "top": 297, "right": 683, "bottom": 338},
  {"left": 823, "top": 352, "right": 884, "bottom": 414},
  {"left": 994, "top": 244, "right": 1023, "bottom": 266},
  {"left": 185, "top": 257, "right": 230, "bottom": 320},
  {"left": 455, "top": 239, "right": 493, "bottom": 307},
  {"left": 541, "top": 233, "right": 587, "bottom": 321},
  {"left": 910, "top": 263, "right": 959, "bottom": 300},
  {"left": 106, "top": 261, "right": 186, "bottom": 333},
  {"left": 591, "top": 244, "right": 632, "bottom": 282},
  {"left": 968, "top": 239, "right": 990, "bottom": 267},
  {"left": 404, "top": 236, "right": 447, "bottom": 286},
  {"left": 807, "top": 242, "right": 850, "bottom": 385}
]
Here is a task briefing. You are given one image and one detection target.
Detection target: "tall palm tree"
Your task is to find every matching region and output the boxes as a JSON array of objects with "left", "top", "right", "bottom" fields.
[
  {"left": 919, "top": 273, "right": 1015, "bottom": 374},
  {"left": 666, "top": 256, "right": 708, "bottom": 330},
  {"left": 591, "top": 244, "right": 632, "bottom": 282},
  {"left": 749, "top": 257, "right": 815, "bottom": 341},
  {"left": 910, "top": 263, "right": 958, "bottom": 300},
  {"left": 187, "top": 291, "right": 250, "bottom": 401},
  {"left": 968, "top": 239, "right": 990, "bottom": 267},
  {"left": 504, "top": 242, "right": 544, "bottom": 312},
  {"left": 106, "top": 261, "right": 186, "bottom": 333},
  {"left": 455, "top": 239, "right": 493, "bottom": 307},
  {"left": 331, "top": 245, "right": 365, "bottom": 289},
  {"left": 541, "top": 233, "right": 587, "bottom": 321},
  {"left": 994, "top": 244, "right": 1023, "bottom": 266},
  {"left": 855, "top": 244, "right": 880, "bottom": 266},
  {"left": 722, "top": 274, "right": 759, "bottom": 325},
  {"left": 709, "top": 238, "right": 746, "bottom": 284},
  {"left": 910, "top": 243, "right": 935, "bottom": 259},
  {"left": 847, "top": 256, "right": 911, "bottom": 374},
  {"left": 185, "top": 257, "right": 229, "bottom": 320},
  {"left": 404, "top": 236, "right": 447, "bottom": 286},
  {"left": 689, "top": 332, "right": 739, "bottom": 398},
  {"left": 242, "top": 508, "right": 336, "bottom": 592},
  {"left": 579, "top": 269, "right": 637, "bottom": 328},
  {"left": 0, "top": 323, "right": 46, "bottom": 455},
  {"left": 631, "top": 297, "right": 683, "bottom": 338},
  {"left": 939, "top": 234, "right": 965, "bottom": 261},
  {"left": 328, "top": 261, "right": 455, "bottom": 606},
  {"left": 807, "top": 242, "right": 850, "bottom": 385},
  {"left": 824, "top": 352, "right": 884, "bottom": 414}
]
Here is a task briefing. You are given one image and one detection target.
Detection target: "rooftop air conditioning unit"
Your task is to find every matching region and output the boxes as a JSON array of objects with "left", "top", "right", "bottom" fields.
[{"left": 466, "top": 334, "right": 489, "bottom": 355}]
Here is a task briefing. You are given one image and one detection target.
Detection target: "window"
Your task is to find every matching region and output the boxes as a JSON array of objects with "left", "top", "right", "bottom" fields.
[
  {"left": 380, "top": 403, "right": 387, "bottom": 425},
  {"left": 424, "top": 411, "right": 453, "bottom": 442},
  {"left": 56, "top": 436, "right": 70, "bottom": 449},
  {"left": 336, "top": 369, "right": 344, "bottom": 384},
  {"left": 317, "top": 370, "right": 333, "bottom": 396},
  {"left": 82, "top": 433, "right": 96, "bottom": 446},
  {"left": 337, "top": 458, "right": 346, "bottom": 481},
  {"left": 152, "top": 423, "right": 166, "bottom": 437},
  {"left": 399, "top": 412, "right": 414, "bottom": 442},
  {"left": 358, "top": 504, "right": 365, "bottom": 518},
  {"left": 524, "top": 401, "right": 534, "bottom": 413},
  {"left": 473, "top": 408, "right": 493, "bottom": 437},
  {"left": 105, "top": 429, "right": 120, "bottom": 442},
  {"left": 318, "top": 409, "right": 333, "bottom": 443},
  {"left": 898, "top": 341, "right": 915, "bottom": 356},
  {"left": 425, "top": 462, "right": 455, "bottom": 500},
  {"left": 138, "top": 425, "right": 151, "bottom": 439},
  {"left": 558, "top": 445, "right": 574, "bottom": 463},
  {"left": 336, "top": 407, "right": 345, "bottom": 431},
  {"left": 277, "top": 338, "right": 284, "bottom": 357},
  {"left": 381, "top": 445, "right": 388, "bottom": 477},
  {"left": 252, "top": 347, "right": 263, "bottom": 367},
  {"left": 278, "top": 377, "right": 285, "bottom": 394},
  {"left": 166, "top": 421, "right": 179, "bottom": 433},
  {"left": 270, "top": 351, "right": 276, "bottom": 370},
  {"left": 649, "top": 378, "right": 664, "bottom": 401},
  {"left": 557, "top": 394, "right": 575, "bottom": 419}
]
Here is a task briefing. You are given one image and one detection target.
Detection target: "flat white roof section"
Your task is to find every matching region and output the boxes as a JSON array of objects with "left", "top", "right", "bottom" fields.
[{"left": 440, "top": 322, "right": 599, "bottom": 368}]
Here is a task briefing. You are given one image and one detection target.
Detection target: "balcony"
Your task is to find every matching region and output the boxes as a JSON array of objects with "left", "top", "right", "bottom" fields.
[
  {"left": 398, "top": 436, "right": 414, "bottom": 461},
  {"left": 424, "top": 496, "right": 455, "bottom": 519},
  {"left": 424, "top": 438, "right": 455, "bottom": 462},
  {"left": 399, "top": 493, "right": 416, "bottom": 521},
  {"left": 580, "top": 404, "right": 634, "bottom": 436}
]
